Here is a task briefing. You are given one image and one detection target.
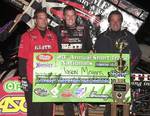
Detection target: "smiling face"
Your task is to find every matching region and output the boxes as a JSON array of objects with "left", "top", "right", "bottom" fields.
[
  {"left": 35, "top": 12, "right": 48, "bottom": 31},
  {"left": 109, "top": 14, "right": 122, "bottom": 32},
  {"left": 64, "top": 9, "right": 77, "bottom": 27}
]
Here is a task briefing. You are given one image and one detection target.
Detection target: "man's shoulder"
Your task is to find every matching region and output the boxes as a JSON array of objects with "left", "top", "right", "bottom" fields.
[
  {"left": 123, "top": 29, "right": 134, "bottom": 35},
  {"left": 23, "top": 28, "right": 35, "bottom": 34},
  {"left": 122, "top": 29, "right": 135, "bottom": 39},
  {"left": 21, "top": 28, "right": 36, "bottom": 39},
  {"left": 21, "top": 31, "right": 29, "bottom": 37},
  {"left": 97, "top": 30, "right": 108, "bottom": 38},
  {"left": 47, "top": 28, "right": 57, "bottom": 37}
]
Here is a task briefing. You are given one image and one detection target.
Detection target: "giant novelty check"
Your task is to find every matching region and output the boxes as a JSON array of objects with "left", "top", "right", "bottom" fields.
[{"left": 33, "top": 53, "right": 131, "bottom": 103}]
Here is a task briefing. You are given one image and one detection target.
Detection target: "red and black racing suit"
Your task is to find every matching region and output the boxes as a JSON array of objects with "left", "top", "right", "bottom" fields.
[
  {"left": 18, "top": 27, "right": 58, "bottom": 116},
  {"left": 58, "top": 24, "right": 93, "bottom": 53},
  {"left": 55, "top": 24, "right": 93, "bottom": 116}
]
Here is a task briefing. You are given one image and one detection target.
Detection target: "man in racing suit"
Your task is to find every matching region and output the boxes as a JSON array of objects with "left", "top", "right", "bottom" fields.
[
  {"left": 18, "top": 9, "right": 58, "bottom": 116},
  {"left": 55, "top": 5, "right": 93, "bottom": 116}
]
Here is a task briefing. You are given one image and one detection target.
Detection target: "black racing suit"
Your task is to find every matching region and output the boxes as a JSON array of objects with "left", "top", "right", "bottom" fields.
[{"left": 55, "top": 24, "right": 93, "bottom": 116}]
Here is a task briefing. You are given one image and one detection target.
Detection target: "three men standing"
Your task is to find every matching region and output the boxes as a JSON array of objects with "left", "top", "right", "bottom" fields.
[{"left": 18, "top": 6, "right": 141, "bottom": 116}]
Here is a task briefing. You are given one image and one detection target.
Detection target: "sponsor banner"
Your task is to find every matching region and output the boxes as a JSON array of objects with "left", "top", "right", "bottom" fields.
[
  {"left": 33, "top": 53, "right": 131, "bottom": 103},
  {"left": 25, "top": 0, "right": 148, "bottom": 34},
  {"left": 0, "top": 76, "right": 27, "bottom": 116},
  {"left": 7, "top": 0, "right": 148, "bottom": 36},
  {"left": 131, "top": 73, "right": 150, "bottom": 88}
]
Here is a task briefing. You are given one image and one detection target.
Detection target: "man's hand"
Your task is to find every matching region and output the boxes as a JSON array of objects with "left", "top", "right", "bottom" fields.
[
  {"left": 20, "top": 77, "right": 29, "bottom": 91},
  {"left": 89, "top": 50, "right": 93, "bottom": 53}
]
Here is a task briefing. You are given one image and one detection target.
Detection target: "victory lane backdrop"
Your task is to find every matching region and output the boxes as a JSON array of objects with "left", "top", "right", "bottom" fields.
[
  {"left": 32, "top": 53, "right": 131, "bottom": 103},
  {"left": 6, "top": 0, "right": 148, "bottom": 44}
]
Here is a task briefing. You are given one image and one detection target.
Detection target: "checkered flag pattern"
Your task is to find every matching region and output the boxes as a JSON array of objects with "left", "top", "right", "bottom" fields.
[{"left": 21, "top": 0, "right": 61, "bottom": 28}]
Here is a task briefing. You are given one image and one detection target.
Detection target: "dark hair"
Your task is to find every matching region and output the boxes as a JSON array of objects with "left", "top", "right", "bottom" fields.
[
  {"left": 63, "top": 5, "right": 76, "bottom": 15},
  {"left": 34, "top": 8, "right": 47, "bottom": 19},
  {"left": 108, "top": 10, "right": 123, "bottom": 22}
]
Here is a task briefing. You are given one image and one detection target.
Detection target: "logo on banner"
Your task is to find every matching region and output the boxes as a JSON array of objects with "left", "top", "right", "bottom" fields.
[
  {"left": 0, "top": 96, "right": 26, "bottom": 113},
  {"left": 4, "top": 81, "right": 23, "bottom": 93},
  {"left": 36, "top": 54, "right": 53, "bottom": 62},
  {"left": 34, "top": 88, "right": 49, "bottom": 96}
]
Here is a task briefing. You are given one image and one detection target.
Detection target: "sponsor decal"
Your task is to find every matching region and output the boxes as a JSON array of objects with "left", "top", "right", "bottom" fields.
[
  {"left": 0, "top": 96, "right": 26, "bottom": 113},
  {"left": 4, "top": 81, "right": 23, "bottom": 93},
  {"left": 35, "top": 63, "right": 53, "bottom": 68},
  {"left": 132, "top": 73, "right": 150, "bottom": 81},
  {"left": 34, "top": 88, "right": 49, "bottom": 96},
  {"left": 61, "top": 44, "right": 82, "bottom": 49},
  {"left": 36, "top": 54, "right": 53, "bottom": 62},
  {"left": 61, "top": 90, "right": 73, "bottom": 97},
  {"left": 35, "top": 45, "right": 52, "bottom": 50},
  {"left": 50, "top": 88, "right": 59, "bottom": 97},
  {"left": 75, "top": 88, "right": 86, "bottom": 97},
  {"left": 89, "top": 91, "right": 110, "bottom": 99},
  {"left": 131, "top": 73, "right": 150, "bottom": 87},
  {"left": 108, "top": 70, "right": 128, "bottom": 78}
]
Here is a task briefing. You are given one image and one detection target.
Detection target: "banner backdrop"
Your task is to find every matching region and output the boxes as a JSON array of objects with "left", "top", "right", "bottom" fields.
[
  {"left": 33, "top": 53, "right": 131, "bottom": 103},
  {"left": 0, "top": 76, "right": 26, "bottom": 116},
  {"left": 5, "top": 0, "right": 149, "bottom": 44},
  {"left": 18, "top": 0, "right": 148, "bottom": 34}
]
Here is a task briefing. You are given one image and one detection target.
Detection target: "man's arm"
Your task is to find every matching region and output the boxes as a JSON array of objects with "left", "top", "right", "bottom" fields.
[
  {"left": 84, "top": 26, "right": 93, "bottom": 52},
  {"left": 52, "top": 26, "right": 62, "bottom": 52},
  {"left": 18, "top": 57, "right": 29, "bottom": 91},
  {"left": 128, "top": 33, "right": 142, "bottom": 71},
  {"left": 18, "top": 32, "right": 30, "bottom": 91},
  {"left": 18, "top": 58, "right": 27, "bottom": 77},
  {"left": 94, "top": 34, "right": 107, "bottom": 53}
]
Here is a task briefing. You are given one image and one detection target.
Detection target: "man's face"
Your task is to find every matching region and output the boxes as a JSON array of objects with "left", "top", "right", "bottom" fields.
[
  {"left": 36, "top": 12, "right": 48, "bottom": 30},
  {"left": 109, "top": 14, "right": 122, "bottom": 31},
  {"left": 64, "top": 10, "right": 76, "bottom": 27}
]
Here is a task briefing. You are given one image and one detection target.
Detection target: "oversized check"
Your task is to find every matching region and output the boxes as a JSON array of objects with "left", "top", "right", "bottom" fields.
[{"left": 33, "top": 53, "right": 131, "bottom": 103}]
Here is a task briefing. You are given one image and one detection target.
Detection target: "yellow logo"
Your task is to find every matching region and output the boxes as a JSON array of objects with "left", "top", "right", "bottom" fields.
[{"left": 0, "top": 96, "right": 27, "bottom": 113}]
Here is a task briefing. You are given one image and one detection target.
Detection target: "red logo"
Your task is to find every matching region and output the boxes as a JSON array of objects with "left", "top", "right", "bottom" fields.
[
  {"left": 36, "top": 54, "right": 53, "bottom": 62},
  {"left": 61, "top": 90, "right": 73, "bottom": 97}
]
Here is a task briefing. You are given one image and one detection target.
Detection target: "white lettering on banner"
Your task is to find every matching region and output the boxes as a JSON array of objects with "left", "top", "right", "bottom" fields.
[
  {"left": 61, "top": 44, "right": 82, "bottom": 49},
  {"left": 91, "top": 1, "right": 110, "bottom": 14},
  {"left": 93, "top": 0, "right": 104, "bottom": 7},
  {"left": 132, "top": 74, "right": 150, "bottom": 81},
  {"left": 77, "top": 0, "right": 109, "bottom": 8},
  {"left": 77, "top": 0, "right": 111, "bottom": 15},
  {"left": 77, "top": 0, "right": 89, "bottom": 7}
]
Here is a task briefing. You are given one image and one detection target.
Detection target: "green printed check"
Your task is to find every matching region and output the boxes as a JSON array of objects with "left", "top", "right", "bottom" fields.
[{"left": 33, "top": 53, "right": 131, "bottom": 103}]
